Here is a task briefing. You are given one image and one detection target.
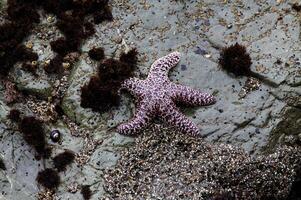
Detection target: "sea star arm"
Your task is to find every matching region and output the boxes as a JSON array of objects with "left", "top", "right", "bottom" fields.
[
  {"left": 117, "top": 100, "right": 152, "bottom": 135},
  {"left": 158, "top": 101, "right": 200, "bottom": 136},
  {"left": 121, "top": 77, "right": 145, "bottom": 97},
  {"left": 148, "top": 52, "right": 181, "bottom": 78},
  {"left": 169, "top": 83, "right": 216, "bottom": 106}
]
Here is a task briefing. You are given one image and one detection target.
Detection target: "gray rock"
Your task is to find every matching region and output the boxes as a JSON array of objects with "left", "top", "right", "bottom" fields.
[
  {"left": 11, "top": 67, "right": 53, "bottom": 99},
  {"left": 263, "top": 106, "right": 301, "bottom": 153}
]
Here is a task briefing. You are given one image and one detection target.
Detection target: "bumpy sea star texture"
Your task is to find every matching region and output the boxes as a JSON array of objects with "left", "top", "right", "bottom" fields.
[
  {"left": 3, "top": 80, "right": 19, "bottom": 104},
  {"left": 118, "top": 52, "right": 216, "bottom": 136}
]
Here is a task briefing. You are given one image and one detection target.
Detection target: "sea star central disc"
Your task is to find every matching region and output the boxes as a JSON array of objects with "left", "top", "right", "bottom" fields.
[{"left": 117, "top": 52, "right": 216, "bottom": 136}]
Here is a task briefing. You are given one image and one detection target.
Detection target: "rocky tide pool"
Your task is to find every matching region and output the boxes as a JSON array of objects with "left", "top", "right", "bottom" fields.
[{"left": 0, "top": 0, "right": 301, "bottom": 199}]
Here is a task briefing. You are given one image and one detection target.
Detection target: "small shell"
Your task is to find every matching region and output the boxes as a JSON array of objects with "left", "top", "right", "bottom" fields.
[{"left": 50, "top": 130, "right": 61, "bottom": 143}]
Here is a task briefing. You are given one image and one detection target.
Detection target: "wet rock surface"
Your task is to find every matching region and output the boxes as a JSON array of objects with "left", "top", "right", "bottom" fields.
[{"left": 0, "top": 0, "right": 301, "bottom": 199}]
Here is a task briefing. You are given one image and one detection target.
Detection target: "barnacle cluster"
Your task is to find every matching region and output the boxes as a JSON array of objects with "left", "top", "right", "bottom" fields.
[
  {"left": 104, "top": 126, "right": 301, "bottom": 199},
  {"left": 81, "top": 49, "right": 138, "bottom": 112}
]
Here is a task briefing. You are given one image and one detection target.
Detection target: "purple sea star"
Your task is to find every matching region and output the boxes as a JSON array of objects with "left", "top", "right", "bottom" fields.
[{"left": 117, "top": 52, "right": 216, "bottom": 136}]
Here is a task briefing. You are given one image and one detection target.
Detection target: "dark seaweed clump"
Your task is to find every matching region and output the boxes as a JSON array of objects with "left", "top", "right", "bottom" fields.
[
  {"left": 0, "top": 1, "right": 40, "bottom": 76},
  {"left": 219, "top": 43, "right": 252, "bottom": 76},
  {"left": 81, "top": 49, "right": 138, "bottom": 112},
  {"left": 44, "top": 55, "right": 64, "bottom": 74},
  {"left": 53, "top": 150, "right": 75, "bottom": 172},
  {"left": 19, "top": 116, "right": 51, "bottom": 159},
  {"left": 99, "top": 49, "right": 138, "bottom": 86},
  {"left": 81, "top": 185, "right": 92, "bottom": 200},
  {"left": 98, "top": 59, "right": 132, "bottom": 85},
  {"left": 0, "top": 0, "right": 113, "bottom": 76},
  {"left": 36, "top": 168, "right": 60, "bottom": 189},
  {"left": 292, "top": 3, "right": 301, "bottom": 12},
  {"left": 43, "top": 0, "right": 113, "bottom": 73},
  {"left": 0, "top": 159, "right": 6, "bottom": 170},
  {"left": 88, "top": 47, "right": 105, "bottom": 61},
  {"left": 21, "top": 61, "right": 38, "bottom": 74},
  {"left": 119, "top": 48, "right": 138, "bottom": 67},
  {"left": 81, "top": 76, "right": 120, "bottom": 112},
  {"left": 7, "top": 109, "right": 21, "bottom": 122}
]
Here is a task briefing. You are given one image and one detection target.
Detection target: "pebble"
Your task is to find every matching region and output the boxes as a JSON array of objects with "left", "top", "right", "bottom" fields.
[
  {"left": 47, "top": 16, "right": 54, "bottom": 23},
  {"left": 180, "top": 64, "right": 187, "bottom": 71},
  {"left": 194, "top": 47, "right": 207, "bottom": 55},
  {"left": 204, "top": 54, "right": 211, "bottom": 58},
  {"left": 62, "top": 62, "right": 71, "bottom": 69}
]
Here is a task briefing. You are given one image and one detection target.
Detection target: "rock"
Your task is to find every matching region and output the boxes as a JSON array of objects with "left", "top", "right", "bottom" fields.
[
  {"left": 0, "top": 171, "right": 11, "bottom": 199},
  {"left": 11, "top": 68, "right": 53, "bottom": 99},
  {"left": 0, "top": 100, "right": 9, "bottom": 121},
  {"left": 263, "top": 107, "right": 301, "bottom": 152}
]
